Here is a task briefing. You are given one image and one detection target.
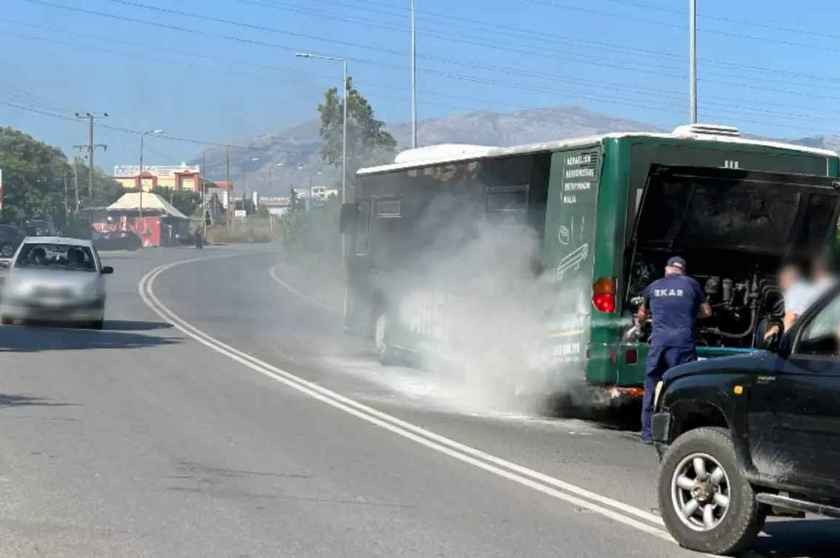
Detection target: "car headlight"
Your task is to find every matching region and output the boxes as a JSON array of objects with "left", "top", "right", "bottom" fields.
[{"left": 653, "top": 380, "right": 664, "bottom": 408}]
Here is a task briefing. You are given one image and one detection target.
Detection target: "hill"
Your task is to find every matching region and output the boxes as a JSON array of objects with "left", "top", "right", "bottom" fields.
[
  {"left": 196, "top": 106, "right": 659, "bottom": 195},
  {"left": 195, "top": 106, "right": 837, "bottom": 195}
]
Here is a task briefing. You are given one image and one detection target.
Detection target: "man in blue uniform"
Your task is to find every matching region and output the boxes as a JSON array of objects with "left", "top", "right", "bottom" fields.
[{"left": 637, "top": 256, "right": 712, "bottom": 444}]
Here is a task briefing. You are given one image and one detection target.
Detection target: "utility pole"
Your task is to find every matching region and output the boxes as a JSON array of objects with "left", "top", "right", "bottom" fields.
[
  {"left": 410, "top": 0, "right": 417, "bottom": 148},
  {"left": 689, "top": 0, "right": 698, "bottom": 123},
  {"left": 75, "top": 112, "right": 108, "bottom": 200},
  {"left": 342, "top": 59, "right": 348, "bottom": 204},
  {"left": 137, "top": 129, "right": 164, "bottom": 248},
  {"left": 63, "top": 172, "right": 69, "bottom": 217},
  {"left": 202, "top": 151, "right": 207, "bottom": 239},
  {"left": 225, "top": 146, "right": 231, "bottom": 229},
  {"left": 72, "top": 145, "right": 86, "bottom": 214}
]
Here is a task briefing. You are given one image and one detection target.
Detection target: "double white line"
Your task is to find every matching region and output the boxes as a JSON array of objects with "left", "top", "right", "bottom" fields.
[{"left": 139, "top": 258, "right": 673, "bottom": 543}]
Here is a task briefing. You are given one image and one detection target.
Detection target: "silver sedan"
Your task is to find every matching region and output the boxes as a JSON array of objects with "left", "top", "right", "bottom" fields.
[{"left": 1, "top": 237, "right": 113, "bottom": 329}]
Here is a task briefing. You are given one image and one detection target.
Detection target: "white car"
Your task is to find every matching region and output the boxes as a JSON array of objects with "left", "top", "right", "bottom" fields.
[{"left": 1, "top": 237, "right": 113, "bottom": 329}]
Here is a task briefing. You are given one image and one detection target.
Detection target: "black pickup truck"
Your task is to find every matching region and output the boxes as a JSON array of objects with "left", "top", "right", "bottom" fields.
[{"left": 652, "top": 283, "right": 840, "bottom": 555}]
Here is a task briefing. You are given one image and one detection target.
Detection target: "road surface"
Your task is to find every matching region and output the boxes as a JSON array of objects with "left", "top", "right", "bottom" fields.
[{"left": 0, "top": 245, "right": 836, "bottom": 557}]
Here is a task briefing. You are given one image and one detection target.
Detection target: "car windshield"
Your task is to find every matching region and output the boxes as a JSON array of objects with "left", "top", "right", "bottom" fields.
[{"left": 15, "top": 243, "right": 97, "bottom": 272}]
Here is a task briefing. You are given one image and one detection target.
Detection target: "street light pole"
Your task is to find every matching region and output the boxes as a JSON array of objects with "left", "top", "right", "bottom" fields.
[
  {"left": 689, "top": 0, "right": 698, "bottom": 123},
  {"left": 410, "top": 0, "right": 417, "bottom": 148},
  {"left": 296, "top": 52, "right": 348, "bottom": 204},
  {"left": 138, "top": 129, "right": 164, "bottom": 247},
  {"left": 296, "top": 51, "right": 351, "bottom": 323}
]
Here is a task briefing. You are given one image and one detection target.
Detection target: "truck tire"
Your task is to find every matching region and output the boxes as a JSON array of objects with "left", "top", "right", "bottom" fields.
[
  {"left": 658, "top": 427, "right": 766, "bottom": 555},
  {"left": 374, "top": 313, "right": 397, "bottom": 365}
]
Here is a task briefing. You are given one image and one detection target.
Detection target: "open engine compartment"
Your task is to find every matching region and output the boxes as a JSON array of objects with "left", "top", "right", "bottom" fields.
[
  {"left": 623, "top": 165, "right": 840, "bottom": 349},
  {"left": 626, "top": 250, "right": 783, "bottom": 348}
]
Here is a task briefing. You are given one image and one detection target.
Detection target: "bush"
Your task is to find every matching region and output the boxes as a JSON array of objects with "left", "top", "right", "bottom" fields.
[
  {"left": 205, "top": 218, "right": 277, "bottom": 244},
  {"left": 278, "top": 197, "right": 343, "bottom": 277}
]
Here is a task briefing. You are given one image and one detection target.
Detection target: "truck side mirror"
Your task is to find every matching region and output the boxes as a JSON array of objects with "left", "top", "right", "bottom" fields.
[{"left": 339, "top": 203, "right": 357, "bottom": 234}]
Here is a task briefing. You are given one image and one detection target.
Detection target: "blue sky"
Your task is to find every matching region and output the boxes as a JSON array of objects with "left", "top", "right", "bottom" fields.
[{"left": 1, "top": 0, "right": 839, "bottom": 178}]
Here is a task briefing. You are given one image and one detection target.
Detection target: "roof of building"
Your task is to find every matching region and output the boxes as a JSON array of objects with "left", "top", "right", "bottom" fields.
[
  {"left": 107, "top": 193, "right": 190, "bottom": 219},
  {"left": 113, "top": 163, "right": 200, "bottom": 177},
  {"left": 357, "top": 124, "right": 838, "bottom": 176}
]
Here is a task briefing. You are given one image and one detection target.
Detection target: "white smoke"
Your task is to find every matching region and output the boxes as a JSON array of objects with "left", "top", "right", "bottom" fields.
[{"left": 385, "top": 216, "right": 586, "bottom": 416}]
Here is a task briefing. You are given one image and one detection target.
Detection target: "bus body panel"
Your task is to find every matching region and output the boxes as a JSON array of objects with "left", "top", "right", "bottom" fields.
[
  {"left": 350, "top": 133, "right": 840, "bottom": 394},
  {"left": 542, "top": 146, "right": 602, "bottom": 387},
  {"left": 606, "top": 137, "right": 838, "bottom": 387}
]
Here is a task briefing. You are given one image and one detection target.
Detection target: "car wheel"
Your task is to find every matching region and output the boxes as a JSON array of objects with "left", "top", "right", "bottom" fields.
[
  {"left": 658, "top": 427, "right": 766, "bottom": 555},
  {"left": 374, "top": 313, "right": 397, "bottom": 365}
]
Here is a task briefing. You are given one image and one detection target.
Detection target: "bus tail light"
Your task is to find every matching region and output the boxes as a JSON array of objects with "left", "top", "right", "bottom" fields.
[{"left": 592, "top": 277, "right": 617, "bottom": 313}]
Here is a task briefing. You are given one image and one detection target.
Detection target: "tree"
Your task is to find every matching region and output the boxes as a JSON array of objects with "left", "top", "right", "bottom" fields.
[
  {"left": 318, "top": 78, "right": 396, "bottom": 182},
  {"left": 150, "top": 187, "right": 203, "bottom": 217},
  {"left": 0, "top": 127, "right": 68, "bottom": 226},
  {"left": 82, "top": 162, "right": 124, "bottom": 208}
]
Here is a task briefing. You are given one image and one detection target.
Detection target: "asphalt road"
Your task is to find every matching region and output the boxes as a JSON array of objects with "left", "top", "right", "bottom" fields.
[{"left": 0, "top": 245, "right": 837, "bottom": 557}]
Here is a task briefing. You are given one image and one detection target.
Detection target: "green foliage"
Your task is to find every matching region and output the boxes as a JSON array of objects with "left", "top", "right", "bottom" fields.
[
  {"left": 81, "top": 163, "right": 124, "bottom": 208},
  {"left": 0, "top": 127, "right": 68, "bottom": 225},
  {"left": 61, "top": 214, "right": 94, "bottom": 239},
  {"left": 318, "top": 78, "right": 397, "bottom": 182},
  {"left": 150, "top": 187, "right": 203, "bottom": 217},
  {"left": 279, "top": 196, "right": 341, "bottom": 271},
  {"left": 0, "top": 127, "right": 122, "bottom": 228}
]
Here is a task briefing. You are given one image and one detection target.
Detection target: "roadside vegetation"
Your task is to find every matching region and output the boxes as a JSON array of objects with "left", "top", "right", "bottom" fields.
[
  {"left": 278, "top": 79, "right": 395, "bottom": 279},
  {"left": 0, "top": 126, "right": 122, "bottom": 233}
]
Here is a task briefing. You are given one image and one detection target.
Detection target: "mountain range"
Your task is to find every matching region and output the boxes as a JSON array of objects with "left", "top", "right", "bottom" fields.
[{"left": 195, "top": 106, "right": 840, "bottom": 195}]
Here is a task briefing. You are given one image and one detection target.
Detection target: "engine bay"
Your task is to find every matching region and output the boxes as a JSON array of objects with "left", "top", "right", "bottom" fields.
[{"left": 626, "top": 251, "right": 784, "bottom": 348}]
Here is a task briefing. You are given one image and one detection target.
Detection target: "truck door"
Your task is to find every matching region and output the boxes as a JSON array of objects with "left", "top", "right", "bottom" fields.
[{"left": 748, "top": 290, "right": 840, "bottom": 490}]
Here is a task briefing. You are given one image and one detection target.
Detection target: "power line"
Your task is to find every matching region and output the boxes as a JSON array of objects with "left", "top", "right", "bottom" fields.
[
  {"left": 223, "top": 0, "right": 840, "bottom": 99},
  {"left": 601, "top": 0, "right": 840, "bottom": 43},
  {"left": 12, "top": 2, "right": 840, "bottom": 124},
  {"left": 14, "top": 0, "right": 840, "bottom": 137}
]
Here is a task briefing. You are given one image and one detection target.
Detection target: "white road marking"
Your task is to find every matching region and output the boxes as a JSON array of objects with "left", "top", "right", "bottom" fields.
[
  {"left": 139, "top": 258, "right": 672, "bottom": 543},
  {"left": 268, "top": 264, "right": 338, "bottom": 314}
]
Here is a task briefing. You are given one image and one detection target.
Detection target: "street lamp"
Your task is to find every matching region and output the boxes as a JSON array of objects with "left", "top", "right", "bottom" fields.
[
  {"left": 138, "top": 129, "right": 164, "bottom": 246},
  {"left": 296, "top": 52, "right": 348, "bottom": 204}
]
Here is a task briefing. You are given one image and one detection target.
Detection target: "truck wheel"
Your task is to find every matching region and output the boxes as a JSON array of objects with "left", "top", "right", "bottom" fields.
[
  {"left": 658, "top": 427, "right": 765, "bottom": 555},
  {"left": 374, "top": 313, "right": 397, "bottom": 365}
]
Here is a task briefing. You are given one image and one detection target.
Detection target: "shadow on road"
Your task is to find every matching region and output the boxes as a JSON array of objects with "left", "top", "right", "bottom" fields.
[
  {"left": 542, "top": 393, "right": 642, "bottom": 432},
  {"left": 747, "top": 519, "right": 840, "bottom": 557},
  {"left": 0, "top": 325, "right": 179, "bottom": 352},
  {"left": 102, "top": 320, "right": 174, "bottom": 331},
  {"left": 0, "top": 393, "right": 76, "bottom": 408}
]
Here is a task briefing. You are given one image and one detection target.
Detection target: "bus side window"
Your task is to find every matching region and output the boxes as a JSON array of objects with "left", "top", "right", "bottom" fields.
[{"left": 355, "top": 199, "right": 372, "bottom": 255}]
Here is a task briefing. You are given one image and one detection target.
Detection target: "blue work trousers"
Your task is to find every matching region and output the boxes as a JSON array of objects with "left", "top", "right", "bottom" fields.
[{"left": 641, "top": 345, "right": 697, "bottom": 441}]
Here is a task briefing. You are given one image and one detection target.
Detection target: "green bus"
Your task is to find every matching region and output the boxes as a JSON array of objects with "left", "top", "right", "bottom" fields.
[{"left": 343, "top": 124, "right": 840, "bottom": 399}]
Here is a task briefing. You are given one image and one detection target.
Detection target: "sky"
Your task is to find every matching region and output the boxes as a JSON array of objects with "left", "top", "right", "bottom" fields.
[{"left": 2, "top": 0, "right": 840, "bottom": 179}]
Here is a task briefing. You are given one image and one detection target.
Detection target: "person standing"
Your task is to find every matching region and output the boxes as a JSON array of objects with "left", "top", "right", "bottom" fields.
[{"left": 637, "top": 256, "right": 712, "bottom": 444}]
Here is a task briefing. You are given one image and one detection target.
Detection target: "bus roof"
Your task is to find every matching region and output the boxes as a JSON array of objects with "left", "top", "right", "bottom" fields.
[{"left": 357, "top": 126, "right": 838, "bottom": 176}]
